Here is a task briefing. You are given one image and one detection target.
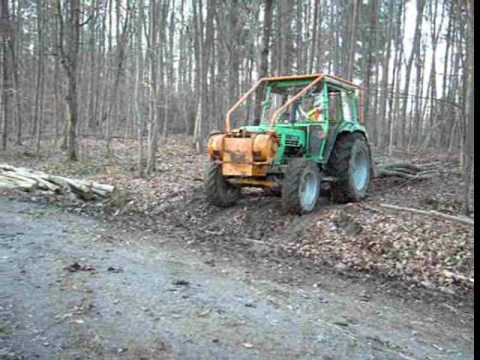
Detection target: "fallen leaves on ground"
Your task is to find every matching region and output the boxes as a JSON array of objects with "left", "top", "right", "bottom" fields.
[
  {"left": 284, "top": 204, "right": 473, "bottom": 291},
  {"left": 0, "top": 136, "right": 474, "bottom": 294}
]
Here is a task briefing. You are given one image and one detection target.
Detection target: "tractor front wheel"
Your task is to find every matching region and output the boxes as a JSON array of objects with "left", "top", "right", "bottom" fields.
[
  {"left": 281, "top": 159, "right": 321, "bottom": 214},
  {"left": 205, "top": 161, "right": 241, "bottom": 207},
  {"left": 328, "top": 133, "right": 372, "bottom": 203}
]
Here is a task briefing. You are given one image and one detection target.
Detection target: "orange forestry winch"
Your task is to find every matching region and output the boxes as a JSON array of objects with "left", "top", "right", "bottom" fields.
[{"left": 208, "top": 131, "right": 279, "bottom": 177}]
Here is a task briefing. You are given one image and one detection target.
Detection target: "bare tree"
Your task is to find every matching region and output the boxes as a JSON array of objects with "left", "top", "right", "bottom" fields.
[
  {"left": 0, "top": 0, "right": 13, "bottom": 151},
  {"left": 253, "top": 0, "right": 273, "bottom": 126},
  {"left": 106, "top": 5, "right": 130, "bottom": 155},
  {"left": 33, "top": 1, "right": 45, "bottom": 155},
  {"left": 57, "top": 0, "right": 81, "bottom": 161},
  {"left": 463, "top": 0, "right": 474, "bottom": 214},
  {"left": 345, "top": 0, "right": 359, "bottom": 80}
]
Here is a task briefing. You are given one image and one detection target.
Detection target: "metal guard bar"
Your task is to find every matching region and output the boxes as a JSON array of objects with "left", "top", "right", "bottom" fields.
[
  {"left": 225, "top": 79, "right": 265, "bottom": 132},
  {"left": 224, "top": 73, "right": 365, "bottom": 131}
]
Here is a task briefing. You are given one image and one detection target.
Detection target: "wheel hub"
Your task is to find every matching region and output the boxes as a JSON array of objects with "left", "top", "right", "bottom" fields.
[
  {"left": 299, "top": 170, "right": 319, "bottom": 210},
  {"left": 352, "top": 147, "right": 369, "bottom": 191}
]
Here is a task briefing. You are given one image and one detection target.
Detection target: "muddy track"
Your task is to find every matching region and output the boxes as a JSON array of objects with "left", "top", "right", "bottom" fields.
[{"left": 0, "top": 198, "right": 474, "bottom": 359}]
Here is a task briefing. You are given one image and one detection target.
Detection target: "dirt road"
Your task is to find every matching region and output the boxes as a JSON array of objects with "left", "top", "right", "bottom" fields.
[{"left": 0, "top": 198, "right": 474, "bottom": 359}]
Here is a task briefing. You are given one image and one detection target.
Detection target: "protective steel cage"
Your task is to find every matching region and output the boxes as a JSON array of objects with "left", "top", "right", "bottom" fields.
[{"left": 224, "top": 74, "right": 365, "bottom": 132}]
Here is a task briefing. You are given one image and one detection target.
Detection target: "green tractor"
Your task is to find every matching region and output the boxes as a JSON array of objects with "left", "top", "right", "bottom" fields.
[{"left": 206, "top": 73, "right": 373, "bottom": 214}]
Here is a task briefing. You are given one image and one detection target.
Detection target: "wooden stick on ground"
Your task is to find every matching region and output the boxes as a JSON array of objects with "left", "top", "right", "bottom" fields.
[{"left": 379, "top": 203, "right": 474, "bottom": 226}]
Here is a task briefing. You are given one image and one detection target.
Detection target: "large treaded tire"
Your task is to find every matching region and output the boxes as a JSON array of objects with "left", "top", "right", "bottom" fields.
[
  {"left": 327, "top": 133, "right": 372, "bottom": 203},
  {"left": 281, "top": 159, "right": 321, "bottom": 215},
  {"left": 205, "top": 161, "right": 241, "bottom": 207}
]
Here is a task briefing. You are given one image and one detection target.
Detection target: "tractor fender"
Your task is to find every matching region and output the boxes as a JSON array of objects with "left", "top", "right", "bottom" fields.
[{"left": 323, "top": 127, "right": 371, "bottom": 173}]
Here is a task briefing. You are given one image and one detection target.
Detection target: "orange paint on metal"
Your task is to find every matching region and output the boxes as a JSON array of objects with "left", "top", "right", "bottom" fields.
[
  {"left": 222, "top": 163, "right": 270, "bottom": 177},
  {"left": 223, "top": 163, "right": 254, "bottom": 176},
  {"left": 210, "top": 132, "right": 279, "bottom": 177},
  {"left": 222, "top": 137, "right": 255, "bottom": 176},
  {"left": 228, "top": 178, "right": 277, "bottom": 188},
  {"left": 207, "top": 134, "right": 225, "bottom": 160},
  {"left": 223, "top": 137, "right": 253, "bottom": 164},
  {"left": 222, "top": 159, "right": 272, "bottom": 176},
  {"left": 253, "top": 134, "right": 278, "bottom": 162}
]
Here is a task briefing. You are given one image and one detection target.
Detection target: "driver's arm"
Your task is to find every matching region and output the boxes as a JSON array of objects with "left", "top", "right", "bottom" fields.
[{"left": 299, "top": 106, "right": 308, "bottom": 119}]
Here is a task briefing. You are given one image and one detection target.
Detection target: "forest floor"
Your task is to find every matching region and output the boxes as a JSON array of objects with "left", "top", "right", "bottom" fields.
[
  {"left": 0, "top": 198, "right": 474, "bottom": 359},
  {"left": 0, "top": 136, "right": 474, "bottom": 300}
]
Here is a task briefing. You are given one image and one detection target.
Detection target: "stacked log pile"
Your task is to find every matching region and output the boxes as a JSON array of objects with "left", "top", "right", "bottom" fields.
[
  {"left": 375, "top": 162, "right": 439, "bottom": 180},
  {"left": 0, "top": 164, "right": 114, "bottom": 200}
]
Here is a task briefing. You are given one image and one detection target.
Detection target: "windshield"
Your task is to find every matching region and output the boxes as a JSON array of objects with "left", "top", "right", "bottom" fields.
[{"left": 260, "top": 84, "right": 324, "bottom": 124}]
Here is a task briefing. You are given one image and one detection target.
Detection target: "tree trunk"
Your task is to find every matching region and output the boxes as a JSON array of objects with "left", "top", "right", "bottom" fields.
[
  {"left": 34, "top": 1, "right": 45, "bottom": 155},
  {"left": 362, "top": 0, "right": 378, "bottom": 132},
  {"left": 253, "top": 0, "right": 273, "bottom": 126},
  {"left": 57, "top": 0, "right": 81, "bottom": 161},
  {"left": 1, "top": 0, "right": 13, "bottom": 151},
  {"left": 345, "top": 0, "right": 359, "bottom": 81},
  {"left": 400, "top": 0, "right": 424, "bottom": 148},
  {"left": 377, "top": 2, "right": 394, "bottom": 149},
  {"left": 146, "top": 0, "right": 160, "bottom": 174},
  {"left": 7, "top": 0, "right": 21, "bottom": 146},
  {"left": 308, "top": 0, "right": 320, "bottom": 73},
  {"left": 1, "top": 41, "right": 10, "bottom": 151},
  {"left": 162, "top": 0, "right": 175, "bottom": 139},
  {"left": 463, "top": 0, "right": 474, "bottom": 215},
  {"left": 87, "top": 2, "right": 98, "bottom": 133},
  {"left": 106, "top": 8, "right": 129, "bottom": 155},
  {"left": 134, "top": 0, "right": 145, "bottom": 178}
]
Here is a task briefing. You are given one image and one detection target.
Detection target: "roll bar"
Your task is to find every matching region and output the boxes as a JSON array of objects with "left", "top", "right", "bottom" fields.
[{"left": 224, "top": 73, "right": 364, "bottom": 131}]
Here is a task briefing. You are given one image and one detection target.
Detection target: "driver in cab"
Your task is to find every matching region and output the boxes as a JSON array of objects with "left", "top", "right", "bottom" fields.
[{"left": 299, "top": 94, "right": 324, "bottom": 122}]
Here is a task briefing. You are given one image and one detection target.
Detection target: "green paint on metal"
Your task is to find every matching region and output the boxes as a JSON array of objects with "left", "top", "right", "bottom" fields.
[
  {"left": 239, "top": 76, "right": 367, "bottom": 169},
  {"left": 317, "top": 82, "right": 330, "bottom": 161}
]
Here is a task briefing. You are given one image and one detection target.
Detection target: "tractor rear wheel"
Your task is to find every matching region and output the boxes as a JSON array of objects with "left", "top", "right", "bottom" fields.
[
  {"left": 205, "top": 161, "right": 241, "bottom": 207},
  {"left": 281, "top": 159, "right": 321, "bottom": 214},
  {"left": 328, "top": 133, "right": 372, "bottom": 203}
]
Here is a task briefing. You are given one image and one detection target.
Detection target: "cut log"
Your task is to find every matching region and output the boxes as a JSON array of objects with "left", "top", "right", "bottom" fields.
[
  {"left": 91, "top": 182, "right": 115, "bottom": 197},
  {"left": 376, "top": 169, "right": 436, "bottom": 180},
  {"left": 8, "top": 171, "right": 61, "bottom": 192},
  {"left": 379, "top": 162, "right": 424, "bottom": 172},
  {"left": 1, "top": 173, "right": 38, "bottom": 187},
  {"left": 0, "top": 175, "right": 36, "bottom": 191},
  {"left": 0, "top": 164, "right": 115, "bottom": 201},
  {"left": 48, "top": 175, "right": 98, "bottom": 201},
  {"left": 375, "top": 160, "right": 438, "bottom": 181},
  {"left": 379, "top": 203, "right": 474, "bottom": 226},
  {"left": 0, "top": 164, "right": 15, "bottom": 171}
]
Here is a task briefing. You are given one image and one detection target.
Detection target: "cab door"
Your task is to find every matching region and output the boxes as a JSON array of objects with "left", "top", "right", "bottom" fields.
[{"left": 307, "top": 86, "right": 329, "bottom": 161}]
